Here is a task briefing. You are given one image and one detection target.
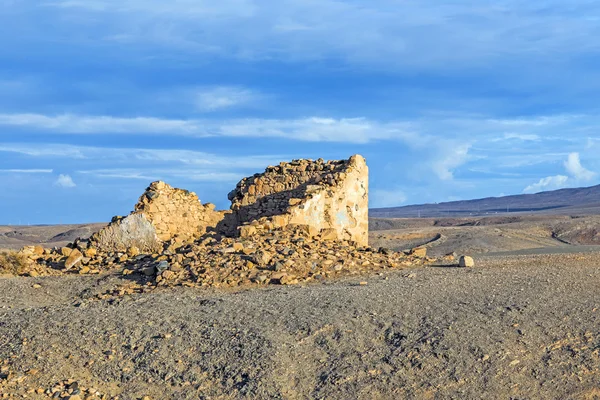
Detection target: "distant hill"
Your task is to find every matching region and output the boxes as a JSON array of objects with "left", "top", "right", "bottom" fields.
[{"left": 370, "top": 184, "right": 600, "bottom": 218}]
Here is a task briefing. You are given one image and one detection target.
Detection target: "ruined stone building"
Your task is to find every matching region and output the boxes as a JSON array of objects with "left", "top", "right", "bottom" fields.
[{"left": 91, "top": 154, "right": 369, "bottom": 252}]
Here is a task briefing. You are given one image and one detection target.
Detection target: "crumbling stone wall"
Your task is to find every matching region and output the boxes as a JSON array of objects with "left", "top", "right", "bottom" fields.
[
  {"left": 90, "top": 155, "right": 369, "bottom": 252},
  {"left": 228, "top": 155, "right": 369, "bottom": 246},
  {"left": 134, "top": 181, "right": 225, "bottom": 242},
  {"left": 92, "top": 181, "right": 225, "bottom": 252},
  {"left": 92, "top": 213, "right": 163, "bottom": 253}
]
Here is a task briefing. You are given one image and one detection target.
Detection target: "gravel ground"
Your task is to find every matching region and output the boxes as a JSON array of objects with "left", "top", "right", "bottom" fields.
[{"left": 2, "top": 251, "right": 600, "bottom": 399}]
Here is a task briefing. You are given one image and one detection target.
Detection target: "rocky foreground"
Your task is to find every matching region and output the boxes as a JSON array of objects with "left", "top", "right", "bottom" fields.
[
  {"left": 1, "top": 251, "right": 600, "bottom": 399},
  {"left": 7, "top": 224, "right": 435, "bottom": 296}
]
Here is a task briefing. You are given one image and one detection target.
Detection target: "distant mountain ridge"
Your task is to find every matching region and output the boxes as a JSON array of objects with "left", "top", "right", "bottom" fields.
[{"left": 370, "top": 184, "right": 600, "bottom": 218}]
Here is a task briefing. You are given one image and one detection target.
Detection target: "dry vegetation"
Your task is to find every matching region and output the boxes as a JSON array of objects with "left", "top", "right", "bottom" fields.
[{"left": 0, "top": 250, "right": 30, "bottom": 275}]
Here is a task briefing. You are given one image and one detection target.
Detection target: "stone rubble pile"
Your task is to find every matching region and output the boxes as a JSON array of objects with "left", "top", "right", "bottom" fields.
[
  {"left": 17, "top": 223, "right": 433, "bottom": 290},
  {"left": 10, "top": 155, "right": 445, "bottom": 287}
]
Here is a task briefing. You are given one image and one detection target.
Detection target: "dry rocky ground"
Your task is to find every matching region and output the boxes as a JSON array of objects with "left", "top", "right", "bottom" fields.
[
  {"left": 1, "top": 216, "right": 600, "bottom": 399},
  {"left": 370, "top": 214, "right": 600, "bottom": 256},
  {"left": 0, "top": 225, "right": 106, "bottom": 251},
  {"left": 1, "top": 251, "right": 600, "bottom": 399}
]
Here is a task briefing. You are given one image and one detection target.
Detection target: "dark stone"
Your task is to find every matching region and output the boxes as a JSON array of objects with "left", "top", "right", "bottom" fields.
[
  {"left": 378, "top": 247, "right": 392, "bottom": 255},
  {"left": 156, "top": 261, "right": 170, "bottom": 273},
  {"left": 272, "top": 262, "right": 284, "bottom": 272}
]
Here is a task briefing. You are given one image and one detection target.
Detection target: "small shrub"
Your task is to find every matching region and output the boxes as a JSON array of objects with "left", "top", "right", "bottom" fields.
[{"left": 0, "top": 251, "right": 31, "bottom": 275}]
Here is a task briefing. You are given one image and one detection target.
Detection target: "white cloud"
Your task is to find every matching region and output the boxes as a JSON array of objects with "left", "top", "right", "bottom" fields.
[
  {"left": 523, "top": 152, "right": 597, "bottom": 193},
  {"left": 0, "top": 111, "right": 587, "bottom": 145},
  {"left": 0, "top": 112, "right": 475, "bottom": 182},
  {"left": 35, "top": 0, "right": 600, "bottom": 69},
  {"left": 1, "top": 111, "right": 591, "bottom": 189},
  {"left": 0, "top": 143, "right": 283, "bottom": 169},
  {"left": 497, "top": 133, "right": 541, "bottom": 141},
  {"left": 77, "top": 168, "right": 243, "bottom": 182},
  {"left": 195, "top": 86, "right": 259, "bottom": 112},
  {"left": 0, "top": 143, "right": 86, "bottom": 158},
  {"left": 564, "top": 152, "right": 596, "bottom": 181},
  {"left": 54, "top": 174, "right": 76, "bottom": 188},
  {"left": 431, "top": 144, "right": 471, "bottom": 181},
  {"left": 523, "top": 175, "right": 569, "bottom": 194},
  {"left": 0, "top": 169, "right": 53, "bottom": 173},
  {"left": 370, "top": 189, "right": 407, "bottom": 208},
  {"left": 0, "top": 113, "right": 201, "bottom": 135},
  {"left": 0, "top": 113, "right": 410, "bottom": 142},
  {"left": 0, "top": 143, "right": 289, "bottom": 183}
]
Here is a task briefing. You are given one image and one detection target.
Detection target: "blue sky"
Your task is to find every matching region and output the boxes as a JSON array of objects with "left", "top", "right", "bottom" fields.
[{"left": 2, "top": 0, "right": 600, "bottom": 224}]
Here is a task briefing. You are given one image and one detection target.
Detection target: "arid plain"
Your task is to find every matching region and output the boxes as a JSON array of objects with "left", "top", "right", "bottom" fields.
[{"left": 2, "top": 212, "right": 600, "bottom": 399}]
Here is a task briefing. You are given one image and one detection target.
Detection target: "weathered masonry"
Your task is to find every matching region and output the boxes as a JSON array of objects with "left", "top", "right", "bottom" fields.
[{"left": 91, "top": 155, "right": 369, "bottom": 252}]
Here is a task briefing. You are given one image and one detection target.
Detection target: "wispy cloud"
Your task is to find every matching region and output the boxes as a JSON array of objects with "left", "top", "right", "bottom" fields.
[
  {"left": 370, "top": 189, "right": 407, "bottom": 208},
  {"left": 0, "top": 143, "right": 283, "bottom": 169},
  {"left": 77, "top": 168, "right": 243, "bottom": 182},
  {"left": 0, "top": 113, "right": 201, "bottom": 136},
  {"left": 4, "top": 112, "right": 593, "bottom": 186},
  {"left": 0, "top": 143, "right": 290, "bottom": 184},
  {"left": 0, "top": 113, "right": 408, "bottom": 142},
  {"left": 495, "top": 133, "right": 541, "bottom": 142},
  {"left": 33, "top": 0, "right": 600, "bottom": 69},
  {"left": 195, "top": 86, "right": 260, "bottom": 112},
  {"left": 0, "top": 169, "right": 54, "bottom": 173},
  {"left": 1, "top": 112, "right": 590, "bottom": 144}
]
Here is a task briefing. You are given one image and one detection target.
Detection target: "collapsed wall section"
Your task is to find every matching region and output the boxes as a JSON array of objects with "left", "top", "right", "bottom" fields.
[
  {"left": 228, "top": 155, "right": 369, "bottom": 246},
  {"left": 92, "top": 181, "right": 225, "bottom": 252},
  {"left": 134, "top": 181, "right": 225, "bottom": 242}
]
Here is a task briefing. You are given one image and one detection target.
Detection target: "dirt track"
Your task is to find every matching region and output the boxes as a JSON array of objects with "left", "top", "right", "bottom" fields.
[{"left": 2, "top": 250, "right": 600, "bottom": 399}]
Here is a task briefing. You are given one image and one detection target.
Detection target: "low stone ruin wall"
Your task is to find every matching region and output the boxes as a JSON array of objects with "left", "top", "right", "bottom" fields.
[
  {"left": 90, "top": 154, "right": 369, "bottom": 252},
  {"left": 229, "top": 155, "right": 369, "bottom": 246},
  {"left": 92, "top": 181, "right": 225, "bottom": 252}
]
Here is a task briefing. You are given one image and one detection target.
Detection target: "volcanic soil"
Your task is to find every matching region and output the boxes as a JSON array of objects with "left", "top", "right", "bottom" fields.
[
  {"left": 1, "top": 251, "right": 600, "bottom": 399},
  {"left": 2, "top": 217, "right": 600, "bottom": 399}
]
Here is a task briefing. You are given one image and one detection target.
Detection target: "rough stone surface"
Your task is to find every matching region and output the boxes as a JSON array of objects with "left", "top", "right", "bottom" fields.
[
  {"left": 91, "top": 181, "right": 225, "bottom": 252},
  {"left": 459, "top": 255, "right": 475, "bottom": 267},
  {"left": 91, "top": 213, "right": 162, "bottom": 253},
  {"left": 227, "top": 155, "right": 369, "bottom": 246},
  {"left": 133, "top": 181, "right": 225, "bottom": 242},
  {"left": 88, "top": 155, "right": 369, "bottom": 253},
  {"left": 64, "top": 249, "right": 83, "bottom": 270}
]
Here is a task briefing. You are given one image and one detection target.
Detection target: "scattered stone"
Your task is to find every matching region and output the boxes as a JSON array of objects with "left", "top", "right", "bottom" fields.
[
  {"left": 409, "top": 247, "right": 427, "bottom": 258},
  {"left": 127, "top": 246, "right": 140, "bottom": 257},
  {"left": 156, "top": 261, "right": 169, "bottom": 274},
  {"left": 84, "top": 248, "right": 97, "bottom": 258},
  {"left": 459, "top": 256, "right": 475, "bottom": 268},
  {"left": 141, "top": 266, "right": 156, "bottom": 276},
  {"left": 64, "top": 249, "right": 83, "bottom": 270}
]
